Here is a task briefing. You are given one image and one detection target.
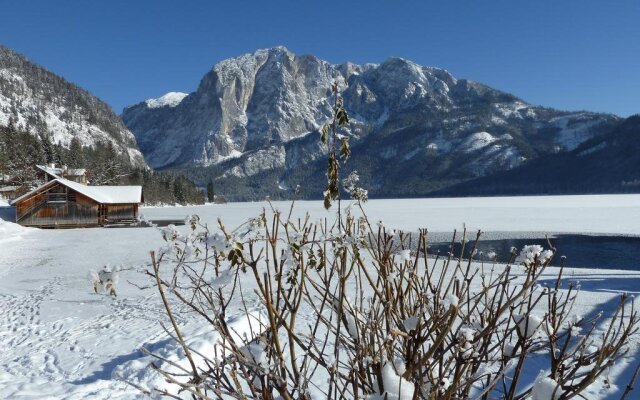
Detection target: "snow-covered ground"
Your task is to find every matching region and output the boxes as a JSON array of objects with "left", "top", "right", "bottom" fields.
[{"left": 0, "top": 194, "right": 639, "bottom": 399}]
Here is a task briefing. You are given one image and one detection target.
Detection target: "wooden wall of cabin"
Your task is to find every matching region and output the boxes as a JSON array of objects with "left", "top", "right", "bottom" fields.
[
  {"left": 16, "top": 183, "right": 100, "bottom": 227},
  {"left": 16, "top": 190, "right": 46, "bottom": 220},
  {"left": 105, "top": 204, "right": 137, "bottom": 222}
]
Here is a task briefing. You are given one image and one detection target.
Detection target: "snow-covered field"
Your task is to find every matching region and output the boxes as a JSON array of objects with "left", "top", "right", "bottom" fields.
[{"left": 1, "top": 194, "right": 639, "bottom": 399}]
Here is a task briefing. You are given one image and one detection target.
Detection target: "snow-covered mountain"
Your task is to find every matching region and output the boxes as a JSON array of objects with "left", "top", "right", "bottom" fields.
[
  {"left": 0, "top": 46, "right": 146, "bottom": 166},
  {"left": 122, "top": 47, "right": 620, "bottom": 199},
  {"left": 434, "top": 115, "right": 640, "bottom": 196}
]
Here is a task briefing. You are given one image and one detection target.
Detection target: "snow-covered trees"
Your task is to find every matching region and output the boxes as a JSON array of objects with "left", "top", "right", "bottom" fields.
[
  {"left": 0, "top": 125, "right": 45, "bottom": 185},
  {"left": 0, "top": 45, "right": 143, "bottom": 165}
]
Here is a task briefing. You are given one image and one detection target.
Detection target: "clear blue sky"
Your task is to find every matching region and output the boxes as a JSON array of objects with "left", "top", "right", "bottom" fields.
[{"left": 1, "top": 0, "right": 638, "bottom": 116}]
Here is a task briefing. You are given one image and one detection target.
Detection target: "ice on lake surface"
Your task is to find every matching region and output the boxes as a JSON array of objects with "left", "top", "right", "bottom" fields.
[
  {"left": 142, "top": 194, "right": 640, "bottom": 270},
  {"left": 141, "top": 193, "right": 640, "bottom": 235},
  {"left": 0, "top": 194, "right": 639, "bottom": 399}
]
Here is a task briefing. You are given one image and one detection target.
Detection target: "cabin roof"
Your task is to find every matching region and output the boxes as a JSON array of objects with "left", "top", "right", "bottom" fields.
[
  {"left": 67, "top": 168, "right": 87, "bottom": 176},
  {"left": 60, "top": 179, "right": 142, "bottom": 204},
  {"left": 35, "top": 165, "right": 87, "bottom": 178},
  {"left": 35, "top": 164, "right": 62, "bottom": 179},
  {"left": 11, "top": 179, "right": 142, "bottom": 205}
]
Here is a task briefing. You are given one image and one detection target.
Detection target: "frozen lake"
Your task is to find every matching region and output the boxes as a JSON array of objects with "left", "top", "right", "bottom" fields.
[
  {"left": 140, "top": 195, "right": 640, "bottom": 270},
  {"left": 141, "top": 194, "right": 640, "bottom": 235}
]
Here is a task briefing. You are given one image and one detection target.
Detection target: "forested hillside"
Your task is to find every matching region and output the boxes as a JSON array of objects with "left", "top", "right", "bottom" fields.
[{"left": 0, "top": 124, "right": 203, "bottom": 205}]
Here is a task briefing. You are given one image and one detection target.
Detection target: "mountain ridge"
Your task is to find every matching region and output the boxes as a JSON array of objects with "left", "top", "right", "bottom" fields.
[{"left": 121, "top": 46, "right": 628, "bottom": 200}]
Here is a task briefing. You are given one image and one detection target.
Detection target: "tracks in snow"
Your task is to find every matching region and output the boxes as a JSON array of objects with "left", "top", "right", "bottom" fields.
[
  {"left": 0, "top": 276, "right": 66, "bottom": 380},
  {"left": 0, "top": 275, "right": 167, "bottom": 387}
]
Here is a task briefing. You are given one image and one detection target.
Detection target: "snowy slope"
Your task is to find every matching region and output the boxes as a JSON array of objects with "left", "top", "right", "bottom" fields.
[
  {"left": 436, "top": 115, "right": 640, "bottom": 196},
  {"left": 0, "top": 46, "right": 146, "bottom": 166},
  {"left": 460, "top": 131, "right": 498, "bottom": 152}
]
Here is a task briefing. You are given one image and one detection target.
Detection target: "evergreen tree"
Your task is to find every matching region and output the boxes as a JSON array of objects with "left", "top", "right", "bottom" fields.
[
  {"left": 207, "top": 180, "right": 215, "bottom": 202},
  {"left": 67, "top": 137, "right": 84, "bottom": 168},
  {"left": 0, "top": 125, "right": 44, "bottom": 185},
  {"left": 39, "top": 132, "right": 58, "bottom": 164},
  {"left": 0, "top": 131, "right": 8, "bottom": 181}
]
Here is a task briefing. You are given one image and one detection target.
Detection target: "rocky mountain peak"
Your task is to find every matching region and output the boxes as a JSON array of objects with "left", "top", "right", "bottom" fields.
[{"left": 121, "top": 48, "right": 621, "bottom": 200}]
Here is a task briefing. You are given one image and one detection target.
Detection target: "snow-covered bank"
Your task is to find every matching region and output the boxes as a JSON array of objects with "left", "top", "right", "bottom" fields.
[
  {"left": 0, "top": 217, "right": 30, "bottom": 245},
  {"left": 0, "top": 195, "right": 639, "bottom": 398}
]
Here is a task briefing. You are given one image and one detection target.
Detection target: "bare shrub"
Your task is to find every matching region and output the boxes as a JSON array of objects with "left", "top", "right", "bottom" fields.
[
  {"left": 140, "top": 83, "right": 637, "bottom": 399},
  {"left": 142, "top": 204, "right": 638, "bottom": 399}
]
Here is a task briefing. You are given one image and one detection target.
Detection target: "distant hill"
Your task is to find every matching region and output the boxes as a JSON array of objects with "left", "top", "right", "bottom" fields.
[{"left": 122, "top": 47, "right": 623, "bottom": 200}]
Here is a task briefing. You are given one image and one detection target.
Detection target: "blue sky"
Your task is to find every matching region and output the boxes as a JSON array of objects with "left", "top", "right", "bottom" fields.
[{"left": 1, "top": 0, "right": 638, "bottom": 116}]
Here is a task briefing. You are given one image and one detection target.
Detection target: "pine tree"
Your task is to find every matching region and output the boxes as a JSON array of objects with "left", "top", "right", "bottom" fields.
[
  {"left": 67, "top": 137, "right": 84, "bottom": 168},
  {"left": 39, "top": 132, "right": 57, "bottom": 164},
  {"left": 207, "top": 180, "right": 215, "bottom": 202},
  {"left": 0, "top": 129, "right": 9, "bottom": 181}
]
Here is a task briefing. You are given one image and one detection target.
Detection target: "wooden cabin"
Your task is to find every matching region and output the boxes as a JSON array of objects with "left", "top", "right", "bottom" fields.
[
  {"left": 36, "top": 164, "right": 88, "bottom": 184},
  {"left": 11, "top": 178, "right": 143, "bottom": 228},
  {"left": 213, "top": 195, "right": 228, "bottom": 204},
  {"left": 0, "top": 185, "right": 24, "bottom": 200}
]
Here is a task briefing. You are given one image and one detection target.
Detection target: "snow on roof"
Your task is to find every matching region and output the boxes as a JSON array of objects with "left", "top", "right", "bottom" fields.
[
  {"left": 58, "top": 179, "right": 142, "bottom": 204},
  {"left": 36, "top": 164, "right": 62, "bottom": 179},
  {"left": 11, "top": 179, "right": 142, "bottom": 205},
  {"left": 36, "top": 165, "right": 86, "bottom": 177}
]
